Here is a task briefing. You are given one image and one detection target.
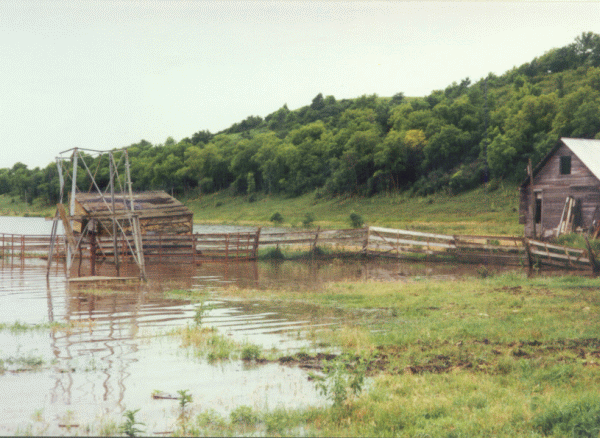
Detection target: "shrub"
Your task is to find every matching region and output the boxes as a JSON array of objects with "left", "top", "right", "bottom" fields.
[
  {"left": 241, "top": 344, "right": 261, "bottom": 361},
  {"left": 270, "top": 212, "right": 284, "bottom": 224},
  {"left": 311, "top": 353, "right": 366, "bottom": 408},
  {"left": 349, "top": 212, "right": 364, "bottom": 228},
  {"left": 302, "top": 212, "right": 315, "bottom": 228},
  {"left": 261, "top": 246, "right": 285, "bottom": 260},
  {"left": 119, "top": 409, "right": 145, "bottom": 437},
  {"left": 230, "top": 405, "right": 258, "bottom": 426}
]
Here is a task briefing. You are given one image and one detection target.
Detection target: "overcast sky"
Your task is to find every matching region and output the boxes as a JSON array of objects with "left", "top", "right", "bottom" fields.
[{"left": 1, "top": 1, "right": 599, "bottom": 170}]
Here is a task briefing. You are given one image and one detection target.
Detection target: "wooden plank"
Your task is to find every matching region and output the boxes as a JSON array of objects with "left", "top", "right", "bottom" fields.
[
  {"left": 57, "top": 204, "right": 77, "bottom": 251},
  {"left": 528, "top": 240, "right": 585, "bottom": 254},
  {"left": 368, "top": 235, "right": 455, "bottom": 249},
  {"left": 369, "top": 226, "right": 455, "bottom": 241},
  {"left": 529, "top": 249, "right": 589, "bottom": 264}
]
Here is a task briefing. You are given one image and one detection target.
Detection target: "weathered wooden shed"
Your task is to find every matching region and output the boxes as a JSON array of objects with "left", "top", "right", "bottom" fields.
[
  {"left": 73, "top": 191, "right": 193, "bottom": 236},
  {"left": 520, "top": 138, "right": 600, "bottom": 238}
]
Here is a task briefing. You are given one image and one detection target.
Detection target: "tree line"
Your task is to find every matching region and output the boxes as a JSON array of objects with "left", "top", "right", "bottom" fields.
[{"left": 2, "top": 32, "right": 600, "bottom": 206}]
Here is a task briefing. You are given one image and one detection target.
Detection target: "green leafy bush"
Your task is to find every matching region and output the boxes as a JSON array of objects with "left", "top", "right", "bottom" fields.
[
  {"left": 349, "top": 212, "right": 364, "bottom": 228},
  {"left": 230, "top": 405, "right": 258, "bottom": 426},
  {"left": 119, "top": 409, "right": 145, "bottom": 437},
  {"left": 270, "top": 212, "right": 284, "bottom": 224},
  {"left": 302, "top": 212, "right": 315, "bottom": 228},
  {"left": 311, "top": 353, "right": 366, "bottom": 408},
  {"left": 241, "top": 343, "right": 261, "bottom": 361}
]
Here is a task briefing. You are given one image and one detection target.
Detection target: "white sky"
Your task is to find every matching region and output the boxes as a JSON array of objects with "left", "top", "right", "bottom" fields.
[{"left": 1, "top": 1, "right": 599, "bottom": 169}]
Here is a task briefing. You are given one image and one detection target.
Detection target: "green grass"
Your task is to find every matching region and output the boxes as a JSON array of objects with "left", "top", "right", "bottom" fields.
[
  {"left": 2, "top": 182, "right": 521, "bottom": 236},
  {"left": 0, "top": 194, "right": 55, "bottom": 218},
  {"left": 170, "top": 324, "right": 239, "bottom": 362},
  {"left": 183, "top": 182, "right": 521, "bottom": 236},
  {"left": 13, "top": 270, "right": 600, "bottom": 436},
  {"left": 183, "top": 271, "right": 599, "bottom": 437},
  {"left": 0, "top": 321, "right": 71, "bottom": 333}
]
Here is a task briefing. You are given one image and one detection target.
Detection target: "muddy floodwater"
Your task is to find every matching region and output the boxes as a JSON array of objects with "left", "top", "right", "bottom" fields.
[{"left": 0, "top": 217, "right": 524, "bottom": 435}]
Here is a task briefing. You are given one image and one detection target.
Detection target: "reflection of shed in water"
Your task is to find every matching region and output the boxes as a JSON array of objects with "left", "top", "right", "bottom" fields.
[{"left": 73, "top": 191, "right": 193, "bottom": 236}]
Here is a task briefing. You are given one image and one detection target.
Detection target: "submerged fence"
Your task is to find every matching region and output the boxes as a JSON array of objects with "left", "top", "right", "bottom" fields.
[{"left": 1, "top": 227, "right": 598, "bottom": 272}]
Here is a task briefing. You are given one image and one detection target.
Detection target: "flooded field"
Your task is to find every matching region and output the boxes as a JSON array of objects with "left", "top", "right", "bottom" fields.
[
  {"left": 0, "top": 247, "right": 524, "bottom": 436},
  {"left": 0, "top": 217, "right": 533, "bottom": 435}
]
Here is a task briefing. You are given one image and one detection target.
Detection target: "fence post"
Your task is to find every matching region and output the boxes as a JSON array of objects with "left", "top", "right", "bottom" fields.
[
  {"left": 584, "top": 236, "right": 600, "bottom": 274},
  {"left": 313, "top": 227, "right": 320, "bottom": 253},
  {"left": 362, "top": 226, "right": 370, "bottom": 255},
  {"left": 253, "top": 227, "right": 261, "bottom": 260},
  {"left": 522, "top": 238, "right": 533, "bottom": 269}
]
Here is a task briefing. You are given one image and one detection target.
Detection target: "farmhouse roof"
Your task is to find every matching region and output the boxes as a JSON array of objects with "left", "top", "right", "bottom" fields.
[{"left": 521, "top": 137, "right": 600, "bottom": 187}]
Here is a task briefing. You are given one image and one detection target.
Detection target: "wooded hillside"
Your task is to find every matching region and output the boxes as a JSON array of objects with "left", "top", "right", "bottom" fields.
[{"left": 2, "top": 32, "right": 599, "bottom": 206}]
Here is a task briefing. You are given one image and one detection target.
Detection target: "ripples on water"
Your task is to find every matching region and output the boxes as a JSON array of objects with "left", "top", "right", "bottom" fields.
[
  {"left": 0, "top": 217, "right": 520, "bottom": 435},
  {"left": 1, "top": 257, "right": 344, "bottom": 435}
]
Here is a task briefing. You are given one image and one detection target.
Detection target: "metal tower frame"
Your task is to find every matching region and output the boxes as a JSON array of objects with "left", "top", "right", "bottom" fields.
[{"left": 47, "top": 147, "right": 146, "bottom": 280}]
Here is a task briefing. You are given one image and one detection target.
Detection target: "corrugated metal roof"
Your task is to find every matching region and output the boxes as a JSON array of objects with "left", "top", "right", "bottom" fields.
[{"left": 562, "top": 138, "right": 600, "bottom": 179}]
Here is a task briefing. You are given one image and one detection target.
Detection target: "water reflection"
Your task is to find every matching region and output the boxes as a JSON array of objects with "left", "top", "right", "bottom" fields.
[{"left": 0, "top": 253, "right": 536, "bottom": 435}]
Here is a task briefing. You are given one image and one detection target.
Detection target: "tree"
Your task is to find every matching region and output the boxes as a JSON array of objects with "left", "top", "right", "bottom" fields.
[
  {"left": 191, "top": 130, "right": 213, "bottom": 145},
  {"left": 310, "top": 93, "right": 325, "bottom": 111}
]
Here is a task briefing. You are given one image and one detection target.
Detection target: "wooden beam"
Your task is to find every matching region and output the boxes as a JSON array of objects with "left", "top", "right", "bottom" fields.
[
  {"left": 527, "top": 159, "right": 536, "bottom": 238},
  {"left": 57, "top": 204, "right": 77, "bottom": 252}
]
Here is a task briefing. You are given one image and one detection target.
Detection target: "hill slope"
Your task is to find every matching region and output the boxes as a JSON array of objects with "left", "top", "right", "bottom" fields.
[{"left": 0, "top": 32, "right": 598, "bottom": 210}]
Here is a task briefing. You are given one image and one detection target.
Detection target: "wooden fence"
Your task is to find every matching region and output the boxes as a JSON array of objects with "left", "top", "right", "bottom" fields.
[
  {"left": 1, "top": 233, "right": 65, "bottom": 260},
  {"left": 1, "top": 227, "right": 599, "bottom": 273}
]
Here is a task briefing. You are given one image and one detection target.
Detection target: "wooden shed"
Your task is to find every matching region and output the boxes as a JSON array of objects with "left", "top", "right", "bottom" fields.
[
  {"left": 73, "top": 191, "right": 193, "bottom": 236},
  {"left": 520, "top": 138, "right": 600, "bottom": 238}
]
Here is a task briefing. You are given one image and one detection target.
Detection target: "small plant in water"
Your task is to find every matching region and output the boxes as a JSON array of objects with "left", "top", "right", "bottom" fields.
[
  {"left": 230, "top": 405, "right": 258, "bottom": 426},
  {"left": 119, "top": 409, "right": 145, "bottom": 437},
  {"left": 177, "top": 389, "right": 193, "bottom": 410},
  {"left": 241, "top": 343, "right": 262, "bottom": 361},
  {"left": 194, "top": 302, "right": 211, "bottom": 326},
  {"left": 177, "top": 389, "right": 194, "bottom": 434},
  {"left": 311, "top": 353, "right": 367, "bottom": 408}
]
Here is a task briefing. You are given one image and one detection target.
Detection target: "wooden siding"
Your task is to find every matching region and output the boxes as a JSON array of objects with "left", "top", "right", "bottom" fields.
[
  {"left": 73, "top": 191, "right": 193, "bottom": 236},
  {"left": 521, "top": 143, "right": 600, "bottom": 237}
]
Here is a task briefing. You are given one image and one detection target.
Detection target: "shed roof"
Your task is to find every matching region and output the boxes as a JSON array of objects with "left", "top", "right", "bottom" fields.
[
  {"left": 521, "top": 138, "right": 600, "bottom": 187},
  {"left": 75, "top": 191, "right": 192, "bottom": 219}
]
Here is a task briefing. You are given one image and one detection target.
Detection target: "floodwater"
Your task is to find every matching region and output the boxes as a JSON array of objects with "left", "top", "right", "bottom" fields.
[{"left": 0, "top": 217, "right": 523, "bottom": 435}]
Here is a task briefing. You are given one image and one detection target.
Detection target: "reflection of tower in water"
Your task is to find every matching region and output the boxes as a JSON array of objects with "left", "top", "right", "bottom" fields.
[{"left": 48, "top": 267, "right": 193, "bottom": 413}]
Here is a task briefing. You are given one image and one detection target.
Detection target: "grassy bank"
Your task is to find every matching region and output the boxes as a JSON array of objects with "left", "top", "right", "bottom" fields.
[
  {"left": 184, "top": 182, "right": 521, "bottom": 236},
  {"left": 0, "top": 194, "right": 55, "bottom": 218},
  {"left": 0, "top": 183, "right": 521, "bottom": 237},
  {"left": 166, "top": 272, "right": 600, "bottom": 437}
]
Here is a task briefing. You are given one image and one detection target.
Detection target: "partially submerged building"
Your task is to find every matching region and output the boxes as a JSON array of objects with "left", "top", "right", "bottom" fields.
[
  {"left": 520, "top": 138, "right": 600, "bottom": 238},
  {"left": 72, "top": 190, "right": 193, "bottom": 236}
]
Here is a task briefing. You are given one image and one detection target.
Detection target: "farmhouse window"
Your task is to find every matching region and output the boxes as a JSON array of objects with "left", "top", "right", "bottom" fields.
[
  {"left": 535, "top": 197, "right": 542, "bottom": 224},
  {"left": 560, "top": 156, "right": 571, "bottom": 175}
]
